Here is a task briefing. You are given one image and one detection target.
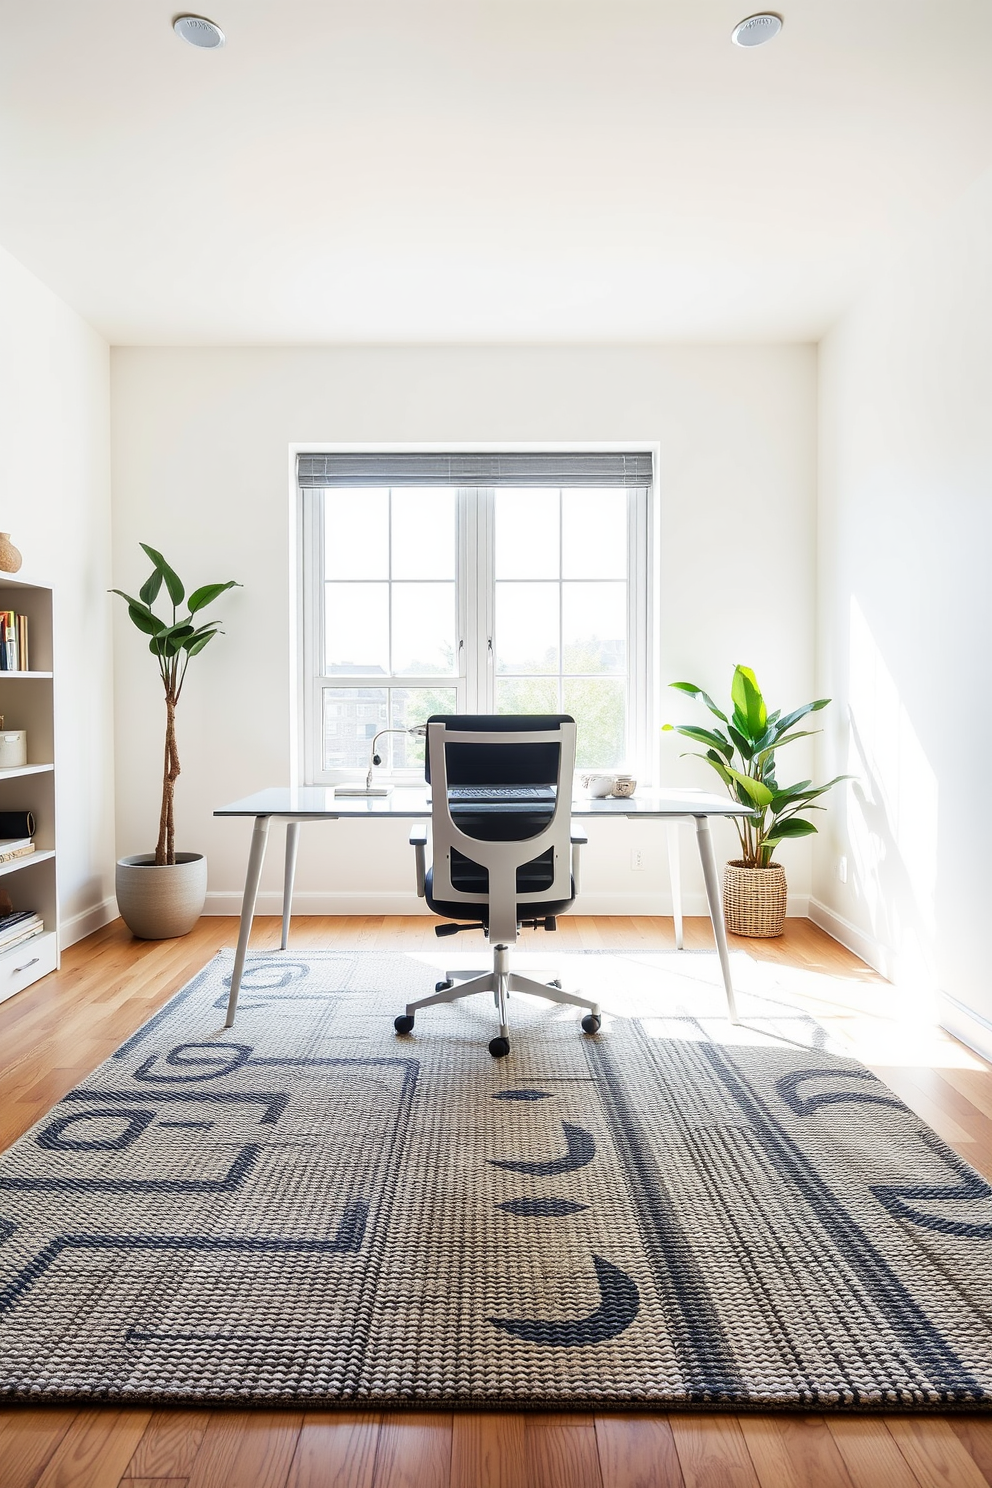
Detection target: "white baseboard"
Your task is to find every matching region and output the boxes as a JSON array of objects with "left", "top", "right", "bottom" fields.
[
  {"left": 938, "top": 991, "right": 992, "bottom": 1066},
  {"left": 59, "top": 896, "right": 119, "bottom": 949},
  {"left": 808, "top": 897, "right": 892, "bottom": 977},
  {"left": 204, "top": 889, "right": 811, "bottom": 918}
]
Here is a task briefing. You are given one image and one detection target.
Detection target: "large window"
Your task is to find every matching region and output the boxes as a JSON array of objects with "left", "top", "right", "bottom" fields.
[{"left": 299, "top": 452, "right": 652, "bottom": 784}]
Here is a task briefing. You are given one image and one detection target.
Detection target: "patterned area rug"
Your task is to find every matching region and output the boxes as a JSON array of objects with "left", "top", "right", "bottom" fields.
[{"left": 1, "top": 948, "right": 991, "bottom": 1409}]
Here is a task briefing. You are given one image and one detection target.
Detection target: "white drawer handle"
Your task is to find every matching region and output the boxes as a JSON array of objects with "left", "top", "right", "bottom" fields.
[{"left": 13, "top": 957, "right": 39, "bottom": 974}]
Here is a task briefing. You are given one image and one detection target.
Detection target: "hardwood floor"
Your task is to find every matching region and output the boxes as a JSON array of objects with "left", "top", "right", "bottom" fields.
[{"left": 2, "top": 913, "right": 992, "bottom": 1488}]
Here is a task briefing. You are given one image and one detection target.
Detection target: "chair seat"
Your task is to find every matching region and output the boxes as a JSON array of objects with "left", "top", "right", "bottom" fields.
[{"left": 424, "top": 865, "right": 574, "bottom": 923}]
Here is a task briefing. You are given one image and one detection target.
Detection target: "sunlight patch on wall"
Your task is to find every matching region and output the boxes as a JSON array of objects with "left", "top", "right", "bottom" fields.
[{"left": 846, "top": 597, "right": 938, "bottom": 1011}]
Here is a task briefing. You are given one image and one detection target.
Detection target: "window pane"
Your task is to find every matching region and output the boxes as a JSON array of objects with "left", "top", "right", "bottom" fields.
[
  {"left": 495, "top": 582, "right": 558, "bottom": 673},
  {"left": 495, "top": 489, "right": 559, "bottom": 579},
  {"left": 391, "top": 489, "right": 456, "bottom": 580},
  {"left": 562, "top": 582, "right": 626, "bottom": 673},
  {"left": 561, "top": 489, "right": 627, "bottom": 579},
  {"left": 324, "top": 490, "right": 388, "bottom": 580},
  {"left": 322, "top": 687, "right": 387, "bottom": 771},
  {"left": 391, "top": 686, "right": 457, "bottom": 770},
  {"left": 495, "top": 677, "right": 559, "bottom": 715},
  {"left": 325, "top": 582, "right": 389, "bottom": 674},
  {"left": 564, "top": 678, "right": 626, "bottom": 769},
  {"left": 391, "top": 583, "right": 456, "bottom": 675}
]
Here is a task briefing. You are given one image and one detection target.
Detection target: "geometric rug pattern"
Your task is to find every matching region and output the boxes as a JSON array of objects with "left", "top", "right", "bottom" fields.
[{"left": 1, "top": 949, "right": 991, "bottom": 1409}]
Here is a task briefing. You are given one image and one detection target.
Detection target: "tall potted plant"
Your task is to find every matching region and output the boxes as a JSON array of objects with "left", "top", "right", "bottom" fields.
[
  {"left": 112, "top": 543, "right": 240, "bottom": 939},
  {"left": 664, "top": 665, "right": 846, "bottom": 937}
]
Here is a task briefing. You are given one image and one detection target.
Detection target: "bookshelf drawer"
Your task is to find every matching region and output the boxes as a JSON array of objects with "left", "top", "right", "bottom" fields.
[{"left": 0, "top": 930, "right": 57, "bottom": 1004}]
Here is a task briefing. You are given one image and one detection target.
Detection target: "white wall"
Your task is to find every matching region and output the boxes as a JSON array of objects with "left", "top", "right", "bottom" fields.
[
  {"left": 0, "top": 244, "right": 115, "bottom": 944},
  {"left": 110, "top": 346, "right": 817, "bottom": 917},
  {"left": 815, "top": 170, "right": 992, "bottom": 1051}
]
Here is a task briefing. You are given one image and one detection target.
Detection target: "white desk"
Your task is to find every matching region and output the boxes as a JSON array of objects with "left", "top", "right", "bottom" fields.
[{"left": 214, "top": 786, "right": 753, "bottom": 1029}]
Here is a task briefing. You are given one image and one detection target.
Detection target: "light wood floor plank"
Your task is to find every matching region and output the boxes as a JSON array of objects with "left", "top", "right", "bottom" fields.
[
  {"left": 668, "top": 1415, "right": 760, "bottom": 1488},
  {"left": 824, "top": 1417, "right": 923, "bottom": 1488},
  {"left": 737, "top": 1415, "right": 856, "bottom": 1488},
  {"left": 526, "top": 1415, "right": 603, "bottom": 1488},
  {"left": 286, "top": 1412, "right": 381, "bottom": 1488},
  {"left": 371, "top": 1413, "right": 452, "bottom": 1488},
  {"left": 33, "top": 1408, "right": 151, "bottom": 1488},
  {"left": 184, "top": 1412, "right": 304, "bottom": 1488},
  {"left": 884, "top": 1418, "right": 990, "bottom": 1488},
  {"left": 450, "top": 1412, "right": 528, "bottom": 1488},
  {"left": 949, "top": 1419, "right": 992, "bottom": 1486},
  {"left": 0, "top": 1407, "right": 80, "bottom": 1488},
  {"left": 596, "top": 1413, "right": 685, "bottom": 1487},
  {"left": 123, "top": 1410, "right": 212, "bottom": 1480}
]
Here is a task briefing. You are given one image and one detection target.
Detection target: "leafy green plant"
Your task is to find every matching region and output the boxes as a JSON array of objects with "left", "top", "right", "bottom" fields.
[
  {"left": 663, "top": 664, "right": 846, "bottom": 869},
  {"left": 112, "top": 544, "right": 240, "bottom": 866}
]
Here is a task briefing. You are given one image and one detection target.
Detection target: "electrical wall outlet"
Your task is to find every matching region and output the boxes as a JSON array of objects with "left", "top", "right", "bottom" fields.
[
  {"left": 838, "top": 855, "right": 848, "bottom": 883},
  {"left": 630, "top": 848, "right": 645, "bottom": 871}
]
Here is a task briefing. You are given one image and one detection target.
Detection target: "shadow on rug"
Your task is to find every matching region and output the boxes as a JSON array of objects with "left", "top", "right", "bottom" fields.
[{"left": 1, "top": 949, "right": 990, "bottom": 1409}]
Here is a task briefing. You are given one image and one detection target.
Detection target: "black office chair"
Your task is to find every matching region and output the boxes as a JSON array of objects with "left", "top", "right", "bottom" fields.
[{"left": 395, "top": 714, "right": 601, "bottom": 1058}]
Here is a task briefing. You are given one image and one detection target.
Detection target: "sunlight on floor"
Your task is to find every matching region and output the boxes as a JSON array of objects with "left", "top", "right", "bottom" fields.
[{"left": 402, "top": 946, "right": 987, "bottom": 1072}]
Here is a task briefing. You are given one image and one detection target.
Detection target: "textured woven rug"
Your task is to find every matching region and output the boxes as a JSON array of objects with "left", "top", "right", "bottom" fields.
[{"left": 1, "top": 948, "right": 991, "bottom": 1409}]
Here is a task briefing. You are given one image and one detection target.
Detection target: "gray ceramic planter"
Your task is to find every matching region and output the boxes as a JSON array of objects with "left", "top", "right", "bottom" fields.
[{"left": 115, "top": 852, "right": 208, "bottom": 939}]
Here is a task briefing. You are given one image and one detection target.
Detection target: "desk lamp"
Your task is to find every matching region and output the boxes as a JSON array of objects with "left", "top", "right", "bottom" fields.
[{"left": 334, "top": 723, "right": 428, "bottom": 796}]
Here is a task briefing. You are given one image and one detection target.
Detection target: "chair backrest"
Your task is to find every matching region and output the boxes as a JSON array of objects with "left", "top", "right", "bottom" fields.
[{"left": 426, "top": 715, "right": 576, "bottom": 943}]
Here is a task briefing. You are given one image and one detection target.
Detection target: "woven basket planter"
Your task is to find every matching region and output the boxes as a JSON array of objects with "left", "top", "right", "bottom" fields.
[{"left": 723, "top": 860, "right": 787, "bottom": 938}]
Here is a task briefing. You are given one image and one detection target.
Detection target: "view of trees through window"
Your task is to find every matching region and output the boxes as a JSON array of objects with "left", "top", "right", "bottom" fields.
[{"left": 315, "top": 485, "right": 632, "bottom": 776}]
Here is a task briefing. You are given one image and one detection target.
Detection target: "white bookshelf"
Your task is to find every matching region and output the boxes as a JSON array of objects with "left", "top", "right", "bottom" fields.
[{"left": 0, "top": 578, "right": 58, "bottom": 1005}]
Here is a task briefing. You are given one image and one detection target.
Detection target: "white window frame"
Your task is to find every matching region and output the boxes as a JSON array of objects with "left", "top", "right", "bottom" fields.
[{"left": 295, "top": 444, "right": 659, "bottom": 788}]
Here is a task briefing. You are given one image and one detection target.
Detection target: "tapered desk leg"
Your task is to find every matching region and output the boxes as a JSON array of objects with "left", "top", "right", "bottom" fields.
[
  {"left": 666, "top": 820, "right": 684, "bottom": 950},
  {"left": 225, "top": 814, "right": 271, "bottom": 1028},
  {"left": 694, "top": 815, "right": 739, "bottom": 1024},
  {"left": 281, "top": 821, "right": 300, "bottom": 950}
]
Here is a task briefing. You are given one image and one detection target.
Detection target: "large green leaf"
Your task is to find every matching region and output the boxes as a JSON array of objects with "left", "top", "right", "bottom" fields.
[
  {"left": 127, "top": 604, "right": 159, "bottom": 636},
  {"left": 188, "top": 579, "right": 241, "bottom": 614},
  {"left": 183, "top": 631, "right": 218, "bottom": 656},
  {"left": 669, "top": 681, "right": 728, "bottom": 723},
  {"left": 772, "top": 699, "right": 830, "bottom": 738},
  {"left": 668, "top": 724, "right": 733, "bottom": 758},
  {"left": 139, "top": 542, "right": 185, "bottom": 606},
  {"left": 724, "top": 766, "right": 773, "bottom": 809},
  {"left": 110, "top": 590, "right": 164, "bottom": 635},
  {"left": 730, "top": 665, "right": 767, "bottom": 741},
  {"left": 139, "top": 569, "right": 163, "bottom": 605},
  {"left": 768, "top": 781, "right": 812, "bottom": 812},
  {"left": 765, "top": 818, "right": 818, "bottom": 843},
  {"left": 727, "top": 724, "right": 753, "bottom": 760}
]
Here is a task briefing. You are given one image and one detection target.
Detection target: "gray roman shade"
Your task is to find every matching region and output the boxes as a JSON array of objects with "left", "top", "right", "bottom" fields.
[{"left": 297, "top": 451, "right": 652, "bottom": 488}]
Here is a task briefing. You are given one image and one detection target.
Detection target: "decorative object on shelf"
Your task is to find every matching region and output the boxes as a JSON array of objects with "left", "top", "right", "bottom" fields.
[
  {"left": 0, "top": 810, "right": 35, "bottom": 838},
  {"left": 111, "top": 544, "right": 240, "bottom": 939},
  {"left": 580, "top": 772, "right": 616, "bottom": 798},
  {"left": 0, "top": 730, "right": 27, "bottom": 769},
  {"left": 611, "top": 775, "right": 636, "bottom": 798},
  {"left": 334, "top": 724, "right": 428, "bottom": 796},
  {"left": 664, "top": 664, "right": 847, "bottom": 938},
  {"left": 0, "top": 534, "right": 22, "bottom": 574}
]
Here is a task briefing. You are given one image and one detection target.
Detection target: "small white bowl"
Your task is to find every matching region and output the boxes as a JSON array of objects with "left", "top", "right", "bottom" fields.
[{"left": 580, "top": 773, "right": 616, "bottom": 798}]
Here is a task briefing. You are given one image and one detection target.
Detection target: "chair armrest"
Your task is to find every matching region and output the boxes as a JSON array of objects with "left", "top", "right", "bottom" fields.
[
  {"left": 570, "top": 832, "right": 586, "bottom": 894},
  {"left": 410, "top": 825, "right": 428, "bottom": 898}
]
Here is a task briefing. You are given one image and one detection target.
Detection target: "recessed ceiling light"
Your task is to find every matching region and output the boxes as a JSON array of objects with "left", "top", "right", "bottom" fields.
[
  {"left": 731, "top": 13, "right": 783, "bottom": 47},
  {"left": 173, "top": 15, "right": 226, "bottom": 49}
]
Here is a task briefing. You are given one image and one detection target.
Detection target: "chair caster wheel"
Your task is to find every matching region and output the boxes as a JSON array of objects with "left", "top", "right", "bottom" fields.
[
  {"left": 394, "top": 1014, "right": 415, "bottom": 1035},
  {"left": 548, "top": 979, "right": 562, "bottom": 988},
  {"left": 435, "top": 980, "right": 453, "bottom": 993},
  {"left": 489, "top": 1036, "right": 511, "bottom": 1058},
  {"left": 581, "top": 1014, "right": 602, "bottom": 1035}
]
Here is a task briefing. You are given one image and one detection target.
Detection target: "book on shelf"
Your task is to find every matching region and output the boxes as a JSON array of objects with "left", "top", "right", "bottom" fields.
[
  {"left": 0, "top": 837, "right": 33, "bottom": 854},
  {"left": 0, "top": 842, "right": 35, "bottom": 865},
  {"left": 0, "top": 610, "right": 29, "bottom": 671},
  {"left": 0, "top": 912, "right": 44, "bottom": 952}
]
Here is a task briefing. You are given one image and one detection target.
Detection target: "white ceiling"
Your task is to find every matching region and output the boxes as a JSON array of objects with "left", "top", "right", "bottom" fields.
[{"left": 1, "top": 1, "right": 990, "bottom": 344}]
